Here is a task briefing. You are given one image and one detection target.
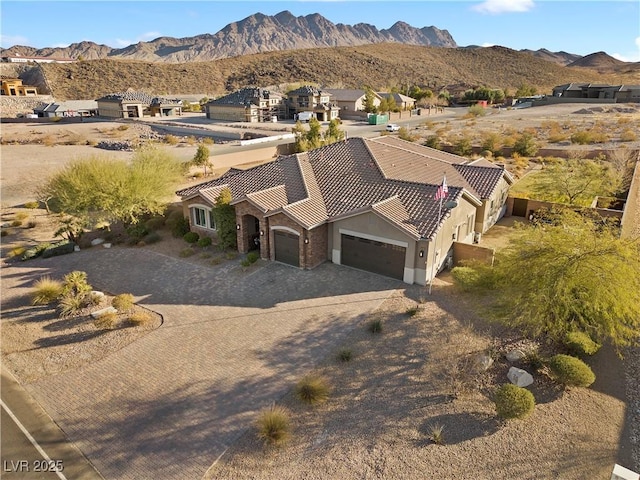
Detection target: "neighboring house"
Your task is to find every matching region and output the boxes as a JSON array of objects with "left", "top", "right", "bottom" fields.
[
  {"left": 377, "top": 92, "right": 417, "bottom": 110},
  {"left": 323, "top": 89, "right": 383, "bottom": 115},
  {"left": 204, "top": 88, "right": 285, "bottom": 122},
  {"left": 34, "top": 100, "right": 98, "bottom": 117},
  {"left": 552, "top": 83, "right": 640, "bottom": 103},
  {"left": 1, "top": 78, "right": 38, "bottom": 96},
  {"left": 1, "top": 55, "right": 75, "bottom": 64},
  {"left": 177, "top": 136, "right": 513, "bottom": 285},
  {"left": 287, "top": 85, "right": 340, "bottom": 121},
  {"left": 96, "top": 91, "right": 183, "bottom": 118}
]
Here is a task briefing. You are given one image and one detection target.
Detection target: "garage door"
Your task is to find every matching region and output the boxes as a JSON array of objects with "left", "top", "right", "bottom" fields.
[
  {"left": 274, "top": 231, "right": 300, "bottom": 267},
  {"left": 341, "top": 234, "right": 405, "bottom": 280}
]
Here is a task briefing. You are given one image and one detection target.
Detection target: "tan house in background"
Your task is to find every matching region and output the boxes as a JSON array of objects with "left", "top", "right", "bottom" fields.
[
  {"left": 377, "top": 92, "right": 417, "bottom": 110},
  {"left": 96, "top": 91, "right": 183, "bottom": 118},
  {"left": 1, "top": 78, "right": 38, "bottom": 96},
  {"left": 178, "top": 136, "right": 512, "bottom": 285},
  {"left": 324, "top": 89, "right": 383, "bottom": 119},
  {"left": 204, "top": 88, "right": 285, "bottom": 122}
]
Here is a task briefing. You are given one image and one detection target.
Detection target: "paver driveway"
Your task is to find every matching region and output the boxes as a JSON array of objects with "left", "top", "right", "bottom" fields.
[{"left": 2, "top": 247, "right": 400, "bottom": 479}]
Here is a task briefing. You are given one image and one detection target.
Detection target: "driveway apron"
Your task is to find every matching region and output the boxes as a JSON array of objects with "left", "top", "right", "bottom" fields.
[{"left": 2, "top": 248, "right": 400, "bottom": 479}]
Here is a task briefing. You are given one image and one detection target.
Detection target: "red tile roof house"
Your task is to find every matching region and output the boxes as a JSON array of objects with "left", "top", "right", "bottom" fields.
[{"left": 177, "top": 137, "right": 513, "bottom": 285}]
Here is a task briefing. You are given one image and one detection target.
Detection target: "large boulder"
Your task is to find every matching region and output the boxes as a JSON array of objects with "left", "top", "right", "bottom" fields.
[{"left": 507, "top": 366, "right": 534, "bottom": 387}]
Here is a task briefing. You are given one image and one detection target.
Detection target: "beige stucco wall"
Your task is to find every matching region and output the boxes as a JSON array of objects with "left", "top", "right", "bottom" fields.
[
  {"left": 477, "top": 177, "right": 511, "bottom": 233},
  {"left": 206, "top": 104, "right": 253, "bottom": 122}
]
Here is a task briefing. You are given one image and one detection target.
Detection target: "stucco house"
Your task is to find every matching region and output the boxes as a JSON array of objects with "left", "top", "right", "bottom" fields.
[
  {"left": 1, "top": 78, "right": 38, "bottom": 96},
  {"left": 323, "top": 89, "right": 383, "bottom": 116},
  {"left": 552, "top": 83, "right": 640, "bottom": 103},
  {"left": 96, "top": 91, "right": 183, "bottom": 118},
  {"left": 204, "top": 88, "right": 285, "bottom": 122},
  {"left": 287, "top": 85, "right": 340, "bottom": 121},
  {"left": 178, "top": 137, "right": 512, "bottom": 285},
  {"left": 377, "top": 92, "right": 417, "bottom": 110}
]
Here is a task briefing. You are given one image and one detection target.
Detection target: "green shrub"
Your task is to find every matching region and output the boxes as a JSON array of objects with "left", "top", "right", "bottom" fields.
[
  {"left": 295, "top": 375, "right": 330, "bottom": 405},
  {"left": 15, "top": 212, "right": 28, "bottom": 221},
  {"left": 24, "top": 201, "right": 40, "bottom": 209},
  {"left": 513, "top": 132, "right": 538, "bottom": 156},
  {"left": 197, "top": 236, "right": 212, "bottom": 248},
  {"left": 21, "top": 242, "right": 51, "bottom": 261},
  {"left": 523, "top": 350, "right": 545, "bottom": 373},
  {"left": 11, "top": 219, "right": 23, "bottom": 227},
  {"left": 337, "top": 348, "right": 353, "bottom": 362},
  {"left": 451, "top": 264, "right": 499, "bottom": 292},
  {"left": 368, "top": 318, "right": 383, "bottom": 333},
  {"left": 112, "top": 293, "right": 135, "bottom": 311},
  {"left": 467, "top": 104, "right": 487, "bottom": 117},
  {"left": 547, "top": 354, "right": 595, "bottom": 387},
  {"left": 166, "top": 210, "right": 190, "bottom": 238},
  {"left": 61, "top": 271, "right": 92, "bottom": 297},
  {"left": 225, "top": 251, "right": 238, "bottom": 260},
  {"left": 256, "top": 405, "right": 290, "bottom": 446},
  {"left": 31, "top": 277, "right": 63, "bottom": 305},
  {"left": 494, "top": 384, "right": 535, "bottom": 419},
  {"left": 94, "top": 311, "right": 119, "bottom": 329},
  {"left": 126, "top": 224, "right": 149, "bottom": 241},
  {"left": 564, "top": 332, "right": 601, "bottom": 356},
  {"left": 247, "top": 251, "right": 259, "bottom": 263},
  {"left": 406, "top": 305, "right": 419, "bottom": 316},
  {"left": 142, "top": 232, "right": 161, "bottom": 244},
  {"left": 41, "top": 240, "right": 74, "bottom": 259},
  {"left": 240, "top": 258, "right": 251, "bottom": 267},
  {"left": 183, "top": 231, "right": 199, "bottom": 243},
  {"left": 423, "top": 135, "right": 441, "bottom": 149},
  {"left": 179, "top": 247, "right": 195, "bottom": 257}
]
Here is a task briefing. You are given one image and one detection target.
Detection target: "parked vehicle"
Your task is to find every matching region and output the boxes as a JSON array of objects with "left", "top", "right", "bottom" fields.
[
  {"left": 296, "top": 111, "right": 315, "bottom": 122},
  {"left": 386, "top": 123, "right": 400, "bottom": 132}
]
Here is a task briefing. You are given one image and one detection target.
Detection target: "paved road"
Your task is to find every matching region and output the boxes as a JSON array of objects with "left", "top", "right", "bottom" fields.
[{"left": 2, "top": 248, "right": 400, "bottom": 479}]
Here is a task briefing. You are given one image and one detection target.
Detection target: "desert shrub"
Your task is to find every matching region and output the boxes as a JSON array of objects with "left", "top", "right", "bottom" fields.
[
  {"left": 428, "top": 423, "right": 445, "bottom": 445},
  {"left": 547, "top": 132, "right": 569, "bottom": 143},
  {"left": 61, "top": 271, "right": 92, "bottom": 297},
  {"left": 179, "top": 247, "right": 195, "bottom": 257},
  {"left": 186, "top": 135, "right": 197, "bottom": 145},
  {"left": 620, "top": 129, "right": 637, "bottom": 142},
  {"left": 423, "top": 135, "right": 441, "bottom": 149},
  {"left": 0, "top": 229, "right": 8, "bottom": 237},
  {"left": 467, "top": 104, "right": 487, "bottom": 117},
  {"left": 117, "top": 124, "right": 129, "bottom": 131},
  {"left": 295, "top": 375, "right": 330, "bottom": 405},
  {"left": 240, "top": 258, "right": 251, "bottom": 267},
  {"left": 547, "top": 354, "right": 595, "bottom": 387},
  {"left": 126, "top": 224, "right": 149, "bottom": 241},
  {"left": 164, "top": 134, "right": 179, "bottom": 145},
  {"left": 398, "top": 127, "right": 418, "bottom": 142},
  {"left": 58, "top": 294, "right": 89, "bottom": 317},
  {"left": 24, "top": 201, "right": 40, "bottom": 209},
  {"left": 112, "top": 293, "right": 135, "bottom": 311},
  {"left": 570, "top": 131, "right": 592, "bottom": 145},
  {"left": 337, "top": 348, "right": 353, "bottom": 362},
  {"left": 494, "top": 384, "right": 535, "bottom": 419},
  {"left": 564, "top": 331, "right": 601, "bottom": 356},
  {"left": 202, "top": 137, "right": 215, "bottom": 145},
  {"left": 451, "top": 264, "right": 499, "bottom": 292},
  {"left": 197, "top": 236, "right": 212, "bottom": 248},
  {"left": 406, "top": 305, "right": 419, "bottom": 316},
  {"left": 523, "top": 349, "right": 545, "bottom": 373},
  {"left": 9, "top": 245, "right": 27, "bottom": 258},
  {"left": 94, "top": 311, "right": 119, "bottom": 329},
  {"left": 15, "top": 212, "right": 28, "bottom": 221},
  {"left": 513, "top": 132, "right": 538, "bottom": 156},
  {"left": 225, "top": 251, "right": 238, "bottom": 260},
  {"left": 31, "top": 277, "right": 63, "bottom": 305},
  {"left": 41, "top": 240, "right": 74, "bottom": 259},
  {"left": 368, "top": 318, "right": 383, "bottom": 333},
  {"left": 247, "top": 251, "right": 259, "bottom": 263},
  {"left": 183, "top": 231, "right": 199, "bottom": 243},
  {"left": 128, "top": 310, "right": 153, "bottom": 326},
  {"left": 453, "top": 136, "right": 473, "bottom": 156},
  {"left": 144, "top": 216, "right": 166, "bottom": 231},
  {"left": 26, "top": 220, "right": 37, "bottom": 228},
  {"left": 166, "top": 210, "right": 190, "bottom": 238},
  {"left": 11, "top": 219, "right": 23, "bottom": 227},
  {"left": 142, "top": 232, "right": 161, "bottom": 244},
  {"left": 256, "top": 405, "right": 290, "bottom": 446},
  {"left": 21, "top": 242, "right": 51, "bottom": 261},
  {"left": 209, "top": 257, "right": 222, "bottom": 266}
]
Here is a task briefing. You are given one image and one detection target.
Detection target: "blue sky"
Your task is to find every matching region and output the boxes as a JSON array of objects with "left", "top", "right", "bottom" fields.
[{"left": 1, "top": 1, "right": 639, "bottom": 61}]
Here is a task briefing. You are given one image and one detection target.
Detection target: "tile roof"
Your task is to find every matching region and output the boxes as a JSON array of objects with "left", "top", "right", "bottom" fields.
[
  {"left": 208, "top": 88, "right": 282, "bottom": 107},
  {"left": 323, "top": 89, "right": 367, "bottom": 102},
  {"left": 96, "top": 91, "right": 182, "bottom": 105},
  {"left": 177, "top": 137, "right": 510, "bottom": 240}
]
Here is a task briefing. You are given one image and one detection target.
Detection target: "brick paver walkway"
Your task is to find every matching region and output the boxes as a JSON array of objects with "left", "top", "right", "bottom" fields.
[{"left": 3, "top": 248, "right": 399, "bottom": 479}]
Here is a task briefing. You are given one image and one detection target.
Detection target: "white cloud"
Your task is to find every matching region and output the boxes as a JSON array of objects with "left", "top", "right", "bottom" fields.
[
  {"left": 114, "top": 31, "right": 162, "bottom": 48},
  {"left": 481, "top": 42, "right": 496, "bottom": 47},
  {"left": 473, "top": 0, "right": 535, "bottom": 14},
  {"left": 611, "top": 36, "right": 640, "bottom": 63},
  {"left": 1, "top": 34, "right": 29, "bottom": 48}
]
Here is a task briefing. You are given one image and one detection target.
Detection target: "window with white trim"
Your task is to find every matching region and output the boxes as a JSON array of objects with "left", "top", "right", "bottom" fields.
[{"left": 190, "top": 205, "right": 216, "bottom": 230}]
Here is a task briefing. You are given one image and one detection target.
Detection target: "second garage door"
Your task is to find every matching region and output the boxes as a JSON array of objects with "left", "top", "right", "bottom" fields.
[
  {"left": 341, "top": 234, "right": 405, "bottom": 280},
  {"left": 274, "top": 231, "right": 300, "bottom": 267}
]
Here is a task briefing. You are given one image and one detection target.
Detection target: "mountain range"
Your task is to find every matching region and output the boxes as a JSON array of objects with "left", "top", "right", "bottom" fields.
[{"left": 0, "top": 10, "right": 583, "bottom": 65}]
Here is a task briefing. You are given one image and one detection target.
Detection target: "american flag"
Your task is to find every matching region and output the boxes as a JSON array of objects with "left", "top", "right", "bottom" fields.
[{"left": 434, "top": 175, "right": 448, "bottom": 200}]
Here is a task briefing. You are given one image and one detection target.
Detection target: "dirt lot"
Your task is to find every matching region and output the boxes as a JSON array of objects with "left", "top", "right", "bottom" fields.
[{"left": 1, "top": 106, "right": 639, "bottom": 479}]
